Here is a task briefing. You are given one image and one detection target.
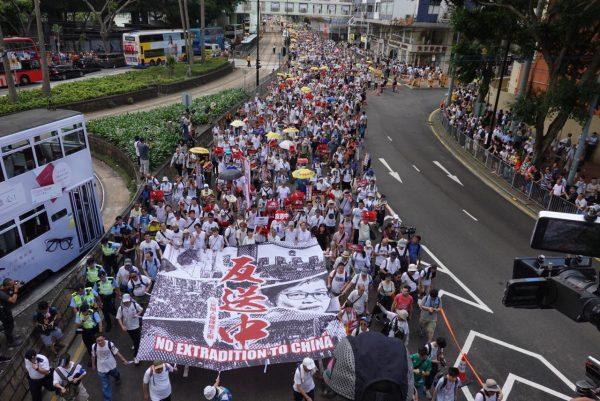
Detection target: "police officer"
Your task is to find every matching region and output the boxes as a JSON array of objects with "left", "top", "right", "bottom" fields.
[
  {"left": 24, "top": 349, "right": 54, "bottom": 401},
  {"left": 93, "top": 271, "right": 120, "bottom": 332},
  {"left": 75, "top": 303, "right": 103, "bottom": 359},
  {"left": 84, "top": 257, "right": 105, "bottom": 289},
  {"left": 69, "top": 285, "right": 101, "bottom": 314}
]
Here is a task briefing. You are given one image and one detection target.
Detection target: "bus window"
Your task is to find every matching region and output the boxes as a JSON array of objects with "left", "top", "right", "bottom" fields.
[
  {"left": 143, "top": 48, "right": 165, "bottom": 58},
  {"left": 51, "top": 208, "right": 67, "bottom": 222},
  {"left": 62, "top": 129, "right": 87, "bottom": 156},
  {"left": 19, "top": 206, "right": 50, "bottom": 244},
  {"left": 2, "top": 139, "right": 35, "bottom": 179},
  {"left": 34, "top": 131, "right": 63, "bottom": 165},
  {"left": 0, "top": 220, "right": 22, "bottom": 258}
]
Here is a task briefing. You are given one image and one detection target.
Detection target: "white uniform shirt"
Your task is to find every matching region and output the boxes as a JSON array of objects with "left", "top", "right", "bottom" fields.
[
  {"left": 25, "top": 354, "right": 50, "bottom": 380},
  {"left": 92, "top": 341, "right": 118, "bottom": 373}
]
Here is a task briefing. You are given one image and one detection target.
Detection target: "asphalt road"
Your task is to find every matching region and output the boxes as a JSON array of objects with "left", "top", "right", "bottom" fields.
[{"left": 365, "top": 86, "right": 599, "bottom": 400}]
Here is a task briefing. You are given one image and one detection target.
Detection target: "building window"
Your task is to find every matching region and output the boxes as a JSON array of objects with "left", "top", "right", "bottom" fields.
[
  {"left": 327, "top": 5, "right": 336, "bottom": 14},
  {"left": 34, "top": 131, "right": 64, "bottom": 166},
  {"left": 341, "top": 5, "right": 350, "bottom": 15},
  {"left": 299, "top": 3, "right": 308, "bottom": 13},
  {"left": 313, "top": 4, "right": 323, "bottom": 14},
  {"left": 271, "top": 2, "right": 280, "bottom": 12},
  {"left": 19, "top": 206, "right": 50, "bottom": 244},
  {"left": 285, "top": 2, "right": 294, "bottom": 12},
  {"left": 0, "top": 220, "right": 21, "bottom": 258},
  {"left": 428, "top": 0, "right": 441, "bottom": 14},
  {"left": 2, "top": 139, "right": 35, "bottom": 179},
  {"left": 62, "top": 128, "right": 87, "bottom": 156}
]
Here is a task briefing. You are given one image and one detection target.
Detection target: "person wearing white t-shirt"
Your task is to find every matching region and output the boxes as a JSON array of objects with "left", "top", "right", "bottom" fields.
[
  {"left": 295, "top": 222, "right": 312, "bottom": 243},
  {"left": 53, "top": 354, "right": 88, "bottom": 401},
  {"left": 401, "top": 264, "right": 423, "bottom": 294},
  {"left": 342, "top": 271, "right": 372, "bottom": 296},
  {"left": 24, "top": 350, "right": 53, "bottom": 401},
  {"left": 91, "top": 334, "right": 128, "bottom": 401},
  {"left": 327, "top": 264, "right": 349, "bottom": 296},
  {"left": 116, "top": 294, "right": 143, "bottom": 364},
  {"left": 345, "top": 284, "right": 368, "bottom": 315},
  {"left": 143, "top": 361, "right": 177, "bottom": 401},
  {"left": 292, "top": 357, "right": 317, "bottom": 401},
  {"left": 139, "top": 234, "right": 162, "bottom": 260}
]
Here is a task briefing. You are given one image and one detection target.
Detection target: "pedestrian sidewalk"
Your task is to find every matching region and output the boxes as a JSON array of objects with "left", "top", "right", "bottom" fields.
[
  {"left": 93, "top": 158, "right": 131, "bottom": 230},
  {"left": 428, "top": 108, "right": 542, "bottom": 218}
]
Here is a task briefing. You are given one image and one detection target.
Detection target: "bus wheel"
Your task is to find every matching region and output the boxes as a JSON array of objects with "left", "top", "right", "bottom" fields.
[
  {"left": 149, "top": 60, "right": 156, "bottom": 66},
  {"left": 158, "top": 59, "right": 164, "bottom": 65},
  {"left": 20, "top": 75, "right": 30, "bottom": 85}
]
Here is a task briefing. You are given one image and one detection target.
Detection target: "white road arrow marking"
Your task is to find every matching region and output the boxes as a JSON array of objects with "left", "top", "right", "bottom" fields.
[
  {"left": 433, "top": 160, "right": 464, "bottom": 186},
  {"left": 379, "top": 157, "right": 403, "bottom": 184},
  {"left": 412, "top": 165, "right": 421, "bottom": 172},
  {"left": 455, "top": 330, "right": 576, "bottom": 401},
  {"left": 387, "top": 136, "right": 393, "bottom": 142}
]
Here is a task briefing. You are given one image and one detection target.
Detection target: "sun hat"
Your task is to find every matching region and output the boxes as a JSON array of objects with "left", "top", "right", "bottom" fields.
[
  {"left": 408, "top": 264, "right": 418, "bottom": 272},
  {"left": 396, "top": 309, "right": 409, "bottom": 320},
  {"left": 341, "top": 250, "right": 350, "bottom": 258},
  {"left": 162, "top": 176, "right": 169, "bottom": 182},
  {"left": 203, "top": 386, "right": 216, "bottom": 399},
  {"left": 483, "top": 379, "right": 500, "bottom": 392},
  {"left": 122, "top": 294, "right": 132, "bottom": 302},
  {"left": 302, "top": 357, "right": 316, "bottom": 371}
]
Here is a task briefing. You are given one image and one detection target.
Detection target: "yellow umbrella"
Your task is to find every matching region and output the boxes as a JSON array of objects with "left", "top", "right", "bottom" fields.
[
  {"left": 266, "top": 132, "right": 282, "bottom": 140},
  {"left": 300, "top": 86, "right": 312, "bottom": 93},
  {"left": 292, "top": 168, "right": 316, "bottom": 180},
  {"left": 283, "top": 127, "right": 299, "bottom": 134},
  {"left": 319, "top": 65, "right": 329, "bottom": 71},
  {"left": 230, "top": 120, "right": 245, "bottom": 127},
  {"left": 189, "top": 147, "right": 210, "bottom": 155},
  {"left": 310, "top": 66, "right": 320, "bottom": 71}
]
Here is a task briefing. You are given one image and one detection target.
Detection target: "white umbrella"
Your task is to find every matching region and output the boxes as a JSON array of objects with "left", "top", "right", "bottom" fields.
[{"left": 279, "top": 140, "right": 294, "bottom": 150}]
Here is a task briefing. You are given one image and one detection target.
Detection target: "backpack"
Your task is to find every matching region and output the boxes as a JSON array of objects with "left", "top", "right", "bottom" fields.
[
  {"left": 433, "top": 375, "right": 459, "bottom": 394},
  {"left": 54, "top": 363, "right": 80, "bottom": 400},
  {"left": 92, "top": 341, "right": 116, "bottom": 367},
  {"left": 381, "top": 316, "right": 405, "bottom": 340}
]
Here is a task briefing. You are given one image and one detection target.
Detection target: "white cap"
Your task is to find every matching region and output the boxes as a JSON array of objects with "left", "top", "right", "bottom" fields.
[
  {"left": 203, "top": 386, "right": 216, "bottom": 399},
  {"left": 408, "top": 264, "right": 418, "bottom": 272},
  {"left": 302, "top": 357, "right": 316, "bottom": 371},
  {"left": 122, "top": 294, "right": 132, "bottom": 302}
]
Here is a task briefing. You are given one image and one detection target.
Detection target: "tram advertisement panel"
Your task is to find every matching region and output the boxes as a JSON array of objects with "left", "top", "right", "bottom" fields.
[{"left": 138, "top": 240, "right": 345, "bottom": 371}]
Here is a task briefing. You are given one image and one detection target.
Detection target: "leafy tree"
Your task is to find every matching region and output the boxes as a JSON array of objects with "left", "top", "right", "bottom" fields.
[
  {"left": 82, "top": 0, "right": 138, "bottom": 52},
  {"left": 0, "top": 0, "right": 35, "bottom": 37},
  {"left": 450, "top": 0, "right": 600, "bottom": 167}
]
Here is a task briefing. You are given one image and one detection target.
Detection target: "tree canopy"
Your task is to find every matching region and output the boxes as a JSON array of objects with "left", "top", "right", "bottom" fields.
[{"left": 449, "top": 0, "right": 600, "bottom": 166}]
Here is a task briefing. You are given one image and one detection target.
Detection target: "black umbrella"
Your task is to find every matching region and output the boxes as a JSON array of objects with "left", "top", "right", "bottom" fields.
[{"left": 218, "top": 167, "right": 243, "bottom": 181}]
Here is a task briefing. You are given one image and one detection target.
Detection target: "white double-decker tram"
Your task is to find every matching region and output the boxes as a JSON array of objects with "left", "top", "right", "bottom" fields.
[{"left": 0, "top": 109, "right": 103, "bottom": 283}]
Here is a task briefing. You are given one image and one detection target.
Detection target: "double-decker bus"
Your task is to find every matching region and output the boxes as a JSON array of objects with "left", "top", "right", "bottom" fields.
[
  {"left": 122, "top": 29, "right": 186, "bottom": 67},
  {"left": 0, "top": 37, "right": 43, "bottom": 86},
  {"left": 0, "top": 109, "right": 103, "bottom": 284},
  {"left": 189, "top": 26, "right": 225, "bottom": 54}
]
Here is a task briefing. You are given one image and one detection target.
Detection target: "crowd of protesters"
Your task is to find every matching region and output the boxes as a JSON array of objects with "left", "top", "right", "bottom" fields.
[
  {"left": 442, "top": 86, "right": 599, "bottom": 214},
  {"left": 0, "top": 26, "right": 511, "bottom": 401}
]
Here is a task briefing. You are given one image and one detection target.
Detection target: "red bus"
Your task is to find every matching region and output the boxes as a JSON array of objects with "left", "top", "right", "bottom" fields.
[{"left": 0, "top": 37, "right": 43, "bottom": 87}]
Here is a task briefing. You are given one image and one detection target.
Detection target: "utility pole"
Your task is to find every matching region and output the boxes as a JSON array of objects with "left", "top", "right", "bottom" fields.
[
  {"left": 33, "top": 0, "right": 51, "bottom": 97},
  {"left": 490, "top": 40, "right": 511, "bottom": 132},
  {"left": 446, "top": 31, "right": 460, "bottom": 103},
  {"left": 0, "top": 23, "right": 17, "bottom": 102},
  {"left": 183, "top": 0, "right": 193, "bottom": 75},
  {"left": 256, "top": 0, "right": 260, "bottom": 87},
  {"left": 568, "top": 81, "right": 599, "bottom": 185},
  {"left": 200, "top": 0, "right": 205, "bottom": 62}
]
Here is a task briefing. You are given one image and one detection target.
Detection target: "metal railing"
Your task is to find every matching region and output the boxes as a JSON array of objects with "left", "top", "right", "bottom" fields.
[{"left": 439, "top": 112, "right": 581, "bottom": 215}]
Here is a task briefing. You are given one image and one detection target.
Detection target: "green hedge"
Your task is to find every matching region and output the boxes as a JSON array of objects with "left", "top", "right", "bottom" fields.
[
  {"left": 87, "top": 88, "right": 247, "bottom": 168},
  {"left": 0, "top": 58, "right": 229, "bottom": 116}
]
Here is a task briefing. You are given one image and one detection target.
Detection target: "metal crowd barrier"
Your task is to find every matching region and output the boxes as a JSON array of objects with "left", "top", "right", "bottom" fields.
[{"left": 439, "top": 112, "right": 580, "bottom": 214}]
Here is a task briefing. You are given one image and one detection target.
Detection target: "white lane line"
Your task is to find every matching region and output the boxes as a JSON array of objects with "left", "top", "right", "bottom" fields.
[
  {"left": 412, "top": 165, "right": 421, "bottom": 172},
  {"left": 389, "top": 172, "right": 403, "bottom": 184},
  {"left": 462, "top": 209, "right": 478, "bottom": 221},
  {"left": 387, "top": 136, "right": 393, "bottom": 142},
  {"left": 456, "top": 330, "right": 576, "bottom": 401},
  {"left": 384, "top": 202, "right": 492, "bottom": 313},
  {"left": 421, "top": 244, "right": 493, "bottom": 313}
]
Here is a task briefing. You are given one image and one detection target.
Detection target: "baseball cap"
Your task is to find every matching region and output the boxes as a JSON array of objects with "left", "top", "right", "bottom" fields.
[
  {"left": 122, "top": 294, "right": 132, "bottom": 302},
  {"left": 302, "top": 357, "right": 316, "bottom": 371},
  {"left": 124, "top": 258, "right": 132, "bottom": 265},
  {"left": 203, "top": 386, "right": 217, "bottom": 399}
]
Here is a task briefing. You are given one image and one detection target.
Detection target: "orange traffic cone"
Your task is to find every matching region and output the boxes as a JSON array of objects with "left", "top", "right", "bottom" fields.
[{"left": 458, "top": 354, "right": 468, "bottom": 383}]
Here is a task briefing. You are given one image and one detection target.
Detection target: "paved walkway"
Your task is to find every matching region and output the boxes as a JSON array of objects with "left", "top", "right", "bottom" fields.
[
  {"left": 93, "top": 158, "right": 131, "bottom": 229},
  {"left": 86, "top": 33, "right": 281, "bottom": 120}
]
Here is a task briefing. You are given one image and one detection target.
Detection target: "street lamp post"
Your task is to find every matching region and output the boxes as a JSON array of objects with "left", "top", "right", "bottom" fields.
[
  {"left": 256, "top": 0, "right": 260, "bottom": 87},
  {"left": 490, "top": 40, "right": 511, "bottom": 132}
]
